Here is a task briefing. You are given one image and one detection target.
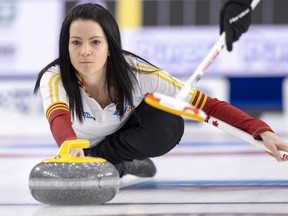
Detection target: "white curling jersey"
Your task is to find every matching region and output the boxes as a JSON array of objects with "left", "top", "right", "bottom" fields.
[{"left": 39, "top": 54, "right": 195, "bottom": 147}]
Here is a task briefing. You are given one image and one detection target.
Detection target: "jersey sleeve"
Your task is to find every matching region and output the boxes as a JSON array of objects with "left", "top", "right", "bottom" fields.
[
  {"left": 190, "top": 89, "right": 273, "bottom": 140},
  {"left": 39, "top": 66, "right": 77, "bottom": 146}
]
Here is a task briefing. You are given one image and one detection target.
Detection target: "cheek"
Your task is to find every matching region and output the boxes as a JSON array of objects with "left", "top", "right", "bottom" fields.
[{"left": 68, "top": 48, "right": 77, "bottom": 65}]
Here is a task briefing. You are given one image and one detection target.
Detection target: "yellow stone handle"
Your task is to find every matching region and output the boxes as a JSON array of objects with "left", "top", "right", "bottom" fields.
[
  {"left": 42, "top": 139, "right": 106, "bottom": 163},
  {"left": 56, "top": 139, "right": 90, "bottom": 158}
]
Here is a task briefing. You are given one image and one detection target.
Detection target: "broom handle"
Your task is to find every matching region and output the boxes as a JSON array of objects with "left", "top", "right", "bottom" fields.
[
  {"left": 176, "top": 0, "right": 261, "bottom": 101},
  {"left": 205, "top": 115, "right": 288, "bottom": 160},
  {"left": 251, "top": 0, "right": 261, "bottom": 9}
]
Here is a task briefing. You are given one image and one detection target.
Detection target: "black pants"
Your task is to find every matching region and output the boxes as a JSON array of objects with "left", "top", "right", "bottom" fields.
[{"left": 84, "top": 100, "right": 184, "bottom": 164}]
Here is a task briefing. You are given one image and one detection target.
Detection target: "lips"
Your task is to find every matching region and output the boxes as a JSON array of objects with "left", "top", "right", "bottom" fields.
[{"left": 80, "top": 61, "right": 93, "bottom": 64}]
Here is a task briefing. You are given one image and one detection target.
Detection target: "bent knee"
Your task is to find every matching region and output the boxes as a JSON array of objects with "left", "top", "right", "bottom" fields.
[{"left": 141, "top": 116, "right": 184, "bottom": 158}]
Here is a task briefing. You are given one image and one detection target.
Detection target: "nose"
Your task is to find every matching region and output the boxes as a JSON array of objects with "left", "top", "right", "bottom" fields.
[{"left": 80, "top": 44, "right": 91, "bottom": 56}]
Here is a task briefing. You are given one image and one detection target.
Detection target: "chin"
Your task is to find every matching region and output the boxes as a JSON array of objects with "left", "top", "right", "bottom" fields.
[{"left": 77, "top": 66, "right": 93, "bottom": 74}]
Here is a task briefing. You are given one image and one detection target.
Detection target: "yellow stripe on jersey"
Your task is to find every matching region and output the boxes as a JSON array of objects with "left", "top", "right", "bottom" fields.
[
  {"left": 136, "top": 63, "right": 183, "bottom": 90},
  {"left": 48, "top": 72, "right": 63, "bottom": 104},
  {"left": 136, "top": 63, "right": 158, "bottom": 72},
  {"left": 54, "top": 76, "right": 61, "bottom": 102},
  {"left": 136, "top": 62, "right": 207, "bottom": 108},
  {"left": 199, "top": 95, "right": 208, "bottom": 110},
  {"left": 46, "top": 102, "right": 69, "bottom": 119},
  {"left": 47, "top": 72, "right": 70, "bottom": 119},
  {"left": 48, "top": 73, "right": 58, "bottom": 104}
]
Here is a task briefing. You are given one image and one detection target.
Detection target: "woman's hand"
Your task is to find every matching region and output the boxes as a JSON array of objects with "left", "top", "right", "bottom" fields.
[
  {"left": 259, "top": 131, "right": 288, "bottom": 162},
  {"left": 70, "top": 148, "right": 85, "bottom": 157}
]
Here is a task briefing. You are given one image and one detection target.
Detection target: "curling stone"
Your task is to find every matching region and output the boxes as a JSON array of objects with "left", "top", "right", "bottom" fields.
[{"left": 29, "top": 140, "right": 120, "bottom": 205}]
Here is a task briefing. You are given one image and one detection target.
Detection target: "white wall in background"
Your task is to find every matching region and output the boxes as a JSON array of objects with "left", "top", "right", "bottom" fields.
[
  {"left": 122, "top": 26, "right": 288, "bottom": 77},
  {"left": 0, "top": 80, "right": 50, "bottom": 136},
  {"left": 0, "top": 0, "right": 64, "bottom": 76}
]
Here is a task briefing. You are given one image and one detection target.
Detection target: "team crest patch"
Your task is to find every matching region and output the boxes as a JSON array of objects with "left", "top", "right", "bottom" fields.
[{"left": 83, "top": 112, "right": 96, "bottom": 121}]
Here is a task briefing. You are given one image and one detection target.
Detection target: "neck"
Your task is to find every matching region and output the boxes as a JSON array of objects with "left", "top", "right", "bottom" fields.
[
  {"left": 78, "top": 70, "right": 115, "bottom": 108},
  {"left": 80, "top": 70, "right": 105, "bottom": 90}
]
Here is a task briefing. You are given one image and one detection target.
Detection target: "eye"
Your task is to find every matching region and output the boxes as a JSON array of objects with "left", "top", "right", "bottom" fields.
[
  {"left": 71, "top": 40, "right": 81, "bottom": 45},
  {"left": 92, "top": 40, "right": 101, "bottom": 45}
]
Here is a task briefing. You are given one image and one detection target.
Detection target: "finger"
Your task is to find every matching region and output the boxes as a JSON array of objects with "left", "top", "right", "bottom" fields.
[
  {"left": 233, "top": 26, "right": 242, "bottom": 41},
  {"left": 270, "top": 146, "right": 282, "bottom": 162},
  {"left": 225, "top": 29, "right": 233, "bottom": 52},
  {"left": 70, "top": 149, "right": 81, "bottom": 157},
  {"left": 227, "top": 42, "right": 233, "bottom": 52},
  {"left": 78, "top": 150, "right": 85, "bottom": 157},
  {"left": 70, "top": 151, "right": 76, "bottom": 157},
  {"left": 266, "top": 151, "right": 273, "bottom": 157},
  {"left": 277, "top": 144, "right": 288, "bottom": 161}
]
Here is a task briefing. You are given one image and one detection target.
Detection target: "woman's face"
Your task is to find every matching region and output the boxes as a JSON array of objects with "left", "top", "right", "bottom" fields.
[{"left": 68, "top": 19, "right": 109, "bottom": 77}]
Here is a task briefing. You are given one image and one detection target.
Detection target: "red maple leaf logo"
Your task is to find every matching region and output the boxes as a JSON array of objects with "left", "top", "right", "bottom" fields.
[
  {"left": 205, "top": 116, "right": 219, "bottom": 127},
  {"left": 212, "top": 120, "right": 219, "bottom": 127}
]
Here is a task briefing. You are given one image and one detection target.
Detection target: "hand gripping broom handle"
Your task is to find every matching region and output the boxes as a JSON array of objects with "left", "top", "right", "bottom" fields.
[
  {"left": 205, "top": 115, "right": 288, "bottom": 160},
  {"left": 176, "top": 0, "right": 261, "bottom": 101}
]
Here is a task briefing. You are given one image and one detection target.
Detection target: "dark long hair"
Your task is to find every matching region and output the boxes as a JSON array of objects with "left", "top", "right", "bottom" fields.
[{"left": 34, "top": 3, "right": 154, "bottom": 122}]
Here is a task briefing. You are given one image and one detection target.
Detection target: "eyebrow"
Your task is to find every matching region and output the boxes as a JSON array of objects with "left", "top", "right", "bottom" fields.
[{"left": 69, "top": 36, "right": 104, "bottom": 40}]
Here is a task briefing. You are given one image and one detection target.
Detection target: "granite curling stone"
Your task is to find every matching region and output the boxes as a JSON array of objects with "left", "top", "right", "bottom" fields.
[{"left": 29, "top": 140, "right": 120, "bottom": 205}]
